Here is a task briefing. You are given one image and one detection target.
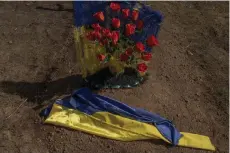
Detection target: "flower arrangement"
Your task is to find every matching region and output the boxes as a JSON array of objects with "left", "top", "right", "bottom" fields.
[{"left": 84, "top": 2, "right": 159, "bottom": 78}]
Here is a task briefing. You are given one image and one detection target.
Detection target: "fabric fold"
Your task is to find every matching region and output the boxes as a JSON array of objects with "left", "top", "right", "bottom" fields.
[{"left": 41, "top": 88, "right": 215, "bottom": 151}]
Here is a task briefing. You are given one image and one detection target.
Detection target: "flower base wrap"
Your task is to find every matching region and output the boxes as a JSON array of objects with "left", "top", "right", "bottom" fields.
[
  {"left": 73, "top": 2, "right": 163, "bottom": 88},
  {"left": 84, "top": 67, "right": 144, "bottom": 89},
  {"left": 41, "top": 88, "right": 215, "bottom": 151}
]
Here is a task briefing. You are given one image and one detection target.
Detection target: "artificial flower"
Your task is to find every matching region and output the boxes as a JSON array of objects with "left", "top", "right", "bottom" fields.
[
  {"left": 112, "top": 18, "right": 120, "bottom": 28},
  {"left": 142, "top": 52, "right": 152, "bottom": 61},
  {"left": 86, "top": 32, "right": 95, "bottom": 41},
  {"left": 132, "top": 10, "right": 139, "bottom": 21},
  {"left": 135, "top": 42, "right": 145, "bottom": 52},
  {"left": 111, "top": 31, "right": 119, "bottom": 45},
  {"left": 102, "top": 28, "right": 112, "bottom": 38},
  {"left": 92, "top": 30, "right": 102, "bottom": 40},
  {"left": 122, "top": 9, "right": 130, "bottom": 18},
  {"left": 137, "top": 63, "right": 147, "bottom": 73},
  {"left": 147, "top": 35, "right": 159, "bottom": 46},
  {"left": 110, "top": 2, "right": 120, "bottom": 11},
  {"left": 91, "top": 23, "right": 102, "bottom": 31},
  {"left": 93, "top": 12, "right": 104, "bottom": 22},
  {"left": 125, "top": 24, "right": 136, "bottom": 36}
]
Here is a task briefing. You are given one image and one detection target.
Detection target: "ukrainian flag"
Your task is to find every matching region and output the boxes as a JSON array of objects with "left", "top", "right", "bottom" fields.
[{"left": 41, "top": 88, "right": 215, "bottom": 151}]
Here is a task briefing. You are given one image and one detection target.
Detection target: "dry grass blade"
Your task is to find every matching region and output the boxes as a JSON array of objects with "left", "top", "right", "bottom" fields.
[{"left": 5, "top": 98, "right": 28, "bottom": 120}]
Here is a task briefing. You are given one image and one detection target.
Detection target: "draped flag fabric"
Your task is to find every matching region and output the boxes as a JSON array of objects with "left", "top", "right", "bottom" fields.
[{"left": 41, "top": 88, "right": 215, "bottom": 151}]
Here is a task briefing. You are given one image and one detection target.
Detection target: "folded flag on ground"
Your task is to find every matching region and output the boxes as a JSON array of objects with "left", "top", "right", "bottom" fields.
[{"left": 40, "top": 88, "right": 215, "bottom": 151}]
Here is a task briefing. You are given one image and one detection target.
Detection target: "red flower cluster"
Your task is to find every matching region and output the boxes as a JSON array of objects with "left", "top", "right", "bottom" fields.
[
  {"left": 88, "top": 2, "right": 159, "bottom": 75},
  {"left": 86, "top": 31, "right": 101, "bottom": 41},
  {"left": 87, "top": 25, "right": 119, "bottom": 46}
]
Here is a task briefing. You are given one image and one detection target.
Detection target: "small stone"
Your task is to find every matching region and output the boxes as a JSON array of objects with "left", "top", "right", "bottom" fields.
[{"left": 8, "top": 41, "right": 13, "bottom": 44}]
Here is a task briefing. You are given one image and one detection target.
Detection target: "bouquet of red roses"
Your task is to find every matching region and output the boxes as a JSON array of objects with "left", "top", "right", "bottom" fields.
[{"left": 85, "top": 2, "right": 159, "bottom": 77}]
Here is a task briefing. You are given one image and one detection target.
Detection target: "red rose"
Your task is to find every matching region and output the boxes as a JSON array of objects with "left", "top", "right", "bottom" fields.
[
  {"left": 142, "top": 52, "right": 152, "bottom": 61},
  {"left": 147, "top": 35, "right": 159, "bottom": 47},
  {"left": 136, "top": 20, "right": 144, "bottom": 30},
  {"left": 122, "top": 9, "right": 130, "bottom": 18},
  {"left": 132, "top": 10, "right": 139, "bottom": 21},
  {"left": 112, "top": 18, "right": 120, "bottom": 28},
  {"left": 137, "top": 63, "right": 147, "bottom": 73},
  {"left": 92, "top": 30, "right": 101, "bottom": 40},
  {"left": 97, "top": 54, "right": 106, "bottom": 61},
  {"left": 125, "top": 48, "right": 133, "bottom": 56},
  {"left": 110, "top": 2, "right": 120, "bottom": 11},
  {"left": 91, "top": 23, "right": 101, "bottom": 31},
  {"left": 135, "top": 42, "right": 145, "bottom": 52},
  {"left": 102, "top": 28, "right": 112, "bottom": 38},
  {"left": 86, "top": 32, "right": 95, "bottom": 41},
  {"left": 125, "top": 24, "right": 136, "bottom": 36},
  {"left": 120, "top": 53, "right": 129, "bottom": 61},
  {"left": 111, "top": 31, "right": 119, "bottom": 45},
  {"left": 93, "top": 12, "right": 104, "bottom": 22}
]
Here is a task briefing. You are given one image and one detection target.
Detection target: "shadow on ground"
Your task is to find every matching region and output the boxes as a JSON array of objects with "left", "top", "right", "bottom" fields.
[{"left": 0, "top": 75, "right": 84, "bottom": 104}]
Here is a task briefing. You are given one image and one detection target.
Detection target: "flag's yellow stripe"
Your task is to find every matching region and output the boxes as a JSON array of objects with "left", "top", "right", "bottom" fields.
[
  {"left": 73, "top": 26, "right": 127, "bottom": 77},
  {"left": 44, "top": 104, "right": 215, "bottom": 151},
  {"left": 179, "top": 132, "right": 215, "bottom": 151}
]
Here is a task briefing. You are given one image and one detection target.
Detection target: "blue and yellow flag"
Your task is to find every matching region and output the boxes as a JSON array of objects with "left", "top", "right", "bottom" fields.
[{"left": 41, "top": 88, "right": 215, "bottom": 151}]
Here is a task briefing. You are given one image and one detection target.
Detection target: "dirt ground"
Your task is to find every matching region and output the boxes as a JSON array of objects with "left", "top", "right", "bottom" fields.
[{"left": 0, "top": 1, "right": 229, "bottom": 153}]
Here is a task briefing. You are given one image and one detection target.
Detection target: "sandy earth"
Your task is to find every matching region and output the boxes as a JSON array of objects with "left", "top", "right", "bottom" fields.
[{"left": 0, "top": 1, "right": 229, "bottom": 153}]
